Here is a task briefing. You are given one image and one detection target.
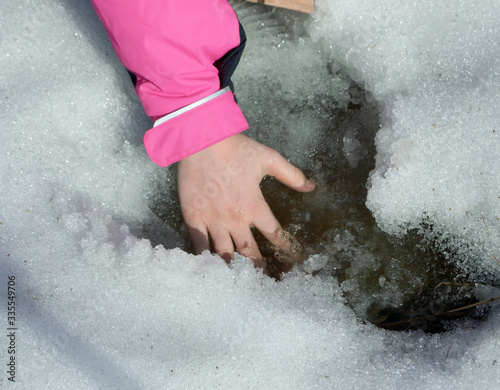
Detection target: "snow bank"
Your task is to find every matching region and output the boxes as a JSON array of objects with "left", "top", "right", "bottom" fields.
[
  {"left": 311, "top": 0, "right": 500, "bottom": 270},
  {"left": 1, "top": 0, "right": 499, "bottom": 389}
]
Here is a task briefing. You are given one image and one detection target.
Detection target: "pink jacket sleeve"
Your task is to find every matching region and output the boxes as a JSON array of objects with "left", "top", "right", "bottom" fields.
[{"left": 91, "top": 0, "right": 249, "bottom": 166}]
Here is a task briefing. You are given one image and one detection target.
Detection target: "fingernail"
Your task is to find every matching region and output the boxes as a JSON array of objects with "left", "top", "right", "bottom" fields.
[{"left": 305, "top": 179, "right": 316, "bottom": 189}]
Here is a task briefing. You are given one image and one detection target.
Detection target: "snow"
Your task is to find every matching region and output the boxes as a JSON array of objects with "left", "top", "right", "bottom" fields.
[
  {"left": 310, "top": 0, "right": 500, "bottom": 269},
  {"left": 1, "top": 0, "right": 499, "bottom": 389}
]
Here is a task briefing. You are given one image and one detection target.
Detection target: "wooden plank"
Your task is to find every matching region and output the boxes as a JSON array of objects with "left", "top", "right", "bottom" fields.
[{"left": 244, "top": 0, "right": 314, "bottom": 14}]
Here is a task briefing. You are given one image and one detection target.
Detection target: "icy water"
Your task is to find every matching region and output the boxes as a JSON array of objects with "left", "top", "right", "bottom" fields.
[{"left": 150, "top": 1, "right": 499, "bottom": 332}]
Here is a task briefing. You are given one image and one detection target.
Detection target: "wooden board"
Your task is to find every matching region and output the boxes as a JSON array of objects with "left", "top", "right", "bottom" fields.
[{"left": 245, "top": 0, "right": 314, "bottom": 14}]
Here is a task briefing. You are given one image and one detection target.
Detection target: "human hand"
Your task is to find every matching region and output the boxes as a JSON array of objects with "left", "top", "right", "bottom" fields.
[{"left": 177, "top": 133, "right": 315, "bottom": 267}]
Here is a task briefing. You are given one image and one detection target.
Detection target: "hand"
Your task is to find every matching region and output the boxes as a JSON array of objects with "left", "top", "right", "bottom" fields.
[{"left": 177, "top": 133, "right": 315, "bottom": 266}]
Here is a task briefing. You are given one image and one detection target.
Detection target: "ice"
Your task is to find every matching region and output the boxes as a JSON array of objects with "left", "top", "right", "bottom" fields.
[{"left": 1, "top": 0, "right": 500, "bottom": 389}]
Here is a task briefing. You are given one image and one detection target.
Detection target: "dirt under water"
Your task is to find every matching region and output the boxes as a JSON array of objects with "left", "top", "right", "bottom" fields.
[{"left": 254, "top": 86, "right": 494, "bottom": 332}]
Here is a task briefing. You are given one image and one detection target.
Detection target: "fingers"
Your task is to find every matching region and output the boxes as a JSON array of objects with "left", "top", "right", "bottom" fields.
[
  {"left": 208, "top": 222, "right": 263, "bottom": 267},
  {"left": 264, "top": 151, "right": 315, "bottom": 192},
  {"left": 230, "top": 226, "right": 263, "bottom": 268},
  {"left": 187, "top": 220, "right": 262, "bottom": 266},
  {"left": 187, "top": 224, "right": 210, "bottom": 254},
  {"left": 185, "top": 188, "right": 296, "bottom": 268},
  {"left": 209, "top": 226, "right": 234, "bottom": 263},
  {"left": 252, "top": 212, "right": 290, "bottom": 253},
  {"left": 250, "top": 201, "right": 303, "bottom": 266}
]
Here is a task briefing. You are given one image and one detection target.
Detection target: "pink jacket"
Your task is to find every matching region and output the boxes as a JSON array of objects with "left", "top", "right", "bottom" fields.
[{"left": 91, "top": 0, "right": 249, "bottom": 166}]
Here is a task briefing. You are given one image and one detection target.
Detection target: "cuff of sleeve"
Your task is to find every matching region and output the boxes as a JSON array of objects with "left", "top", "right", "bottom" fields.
[{"left": 143, "top": 90, "right": 249, "bottom": 167}]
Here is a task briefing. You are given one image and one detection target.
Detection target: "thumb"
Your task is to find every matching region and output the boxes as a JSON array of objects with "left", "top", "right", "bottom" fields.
[{"left": 264, "top": 151, "right": 316, "bottom": 192}]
